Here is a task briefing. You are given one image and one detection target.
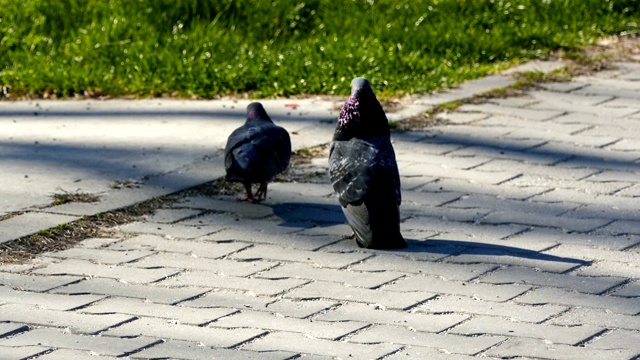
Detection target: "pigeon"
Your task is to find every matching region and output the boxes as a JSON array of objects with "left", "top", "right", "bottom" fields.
[
  {"left": 224, "top": 102, "right": 291, "bottom": 202},
  {"left": 329, "top": 77, "right": 406, "bottom": 249}
]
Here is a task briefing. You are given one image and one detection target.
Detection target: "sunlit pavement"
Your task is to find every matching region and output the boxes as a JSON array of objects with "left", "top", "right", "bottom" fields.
[{"left": 1, "top": 60, "right": 639, "bottom": 359}]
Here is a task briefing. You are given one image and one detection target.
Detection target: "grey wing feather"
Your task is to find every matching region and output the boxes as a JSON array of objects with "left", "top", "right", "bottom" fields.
[{"left": 329, "top": 139, "right": 378, "bottom": 207}]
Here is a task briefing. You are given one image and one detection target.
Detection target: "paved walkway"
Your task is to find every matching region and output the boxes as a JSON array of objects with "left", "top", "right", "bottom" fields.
[{"left": 1, "top": 60, "right": 639, "bottom": 359}]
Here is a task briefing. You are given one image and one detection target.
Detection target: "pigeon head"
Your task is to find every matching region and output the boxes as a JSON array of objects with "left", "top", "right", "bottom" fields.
[
  {"left": 246, "top": 102, "right": 273, "bottom": 123},
  {"left": 334, "top": 77, "right": 389, "bottom": 141}
]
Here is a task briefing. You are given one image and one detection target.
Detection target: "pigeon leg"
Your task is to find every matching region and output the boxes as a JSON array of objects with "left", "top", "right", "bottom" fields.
[
  {"left": 240, "top": 183, "right": 257, "bottom": 203},
  {"left": 255, "top": 182, "right": 268, "bottom": 201},
  {"left": 341, "top": 232, "right": 357, "bottom": 240}
]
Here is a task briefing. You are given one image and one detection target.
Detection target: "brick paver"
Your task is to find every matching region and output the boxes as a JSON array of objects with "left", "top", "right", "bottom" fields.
[{"left": 1, "top": 60, "right": 640, "bottom": 358}]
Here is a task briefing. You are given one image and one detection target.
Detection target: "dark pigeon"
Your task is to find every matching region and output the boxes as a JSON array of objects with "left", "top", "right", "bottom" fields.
[
  {"left": 329, "top": 77, "right": 406, "bottom": 249},
  {"left": 224, "top": 102, "right": 291, "bottom": 202}
]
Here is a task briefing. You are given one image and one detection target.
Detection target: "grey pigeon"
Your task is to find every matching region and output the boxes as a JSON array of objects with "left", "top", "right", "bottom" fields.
[
  {"left": 329, "top": 77, "right": 406, "bottom": 249},
  {"left": 224, "top": 102, "right": 291, "bottom": 202}
]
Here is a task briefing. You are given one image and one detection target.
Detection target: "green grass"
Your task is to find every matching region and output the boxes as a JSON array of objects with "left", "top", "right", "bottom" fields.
[{"left": 0, "top": 0, "right": 638, "bottom": 98}]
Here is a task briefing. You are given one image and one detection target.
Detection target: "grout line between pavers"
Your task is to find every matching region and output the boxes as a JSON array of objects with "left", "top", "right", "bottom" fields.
[
  {"left": 573, "top": 328, "right": 612, "bottom": 347},
  {"left": 171, "top": 289, "right": 213, "bottom": 306},
  {"left": 198, "top": 309, "right": 242, "bottom": 328},
  {"left": 333, "top": 323, "right": 374, "bottom": 342},
  {"left": 403, "top": 294, "right": 439, "bottom": 312},
  {"left": 598, "top": 278, "right": 633, "bottom": 297},
  {"left": 539, "top": 306, "right": 574, "bottom": 325},
  {"left": 369, "top": 274, "right": 407, "bottom": 290},
  {"left": 377, "top": 346, "right": 408, "bottom": 360},
  {"left": 472, "top": 336, "right": 512, "bottom": 358},
  {"left": 93, "top": 316, "right": 140, "bottom": 336},
  {"left": 120, "top": 338, "right": 166, "bottom": 358},
  {"left": 229, "top": 330, "right": 270, "bottom": 350}
]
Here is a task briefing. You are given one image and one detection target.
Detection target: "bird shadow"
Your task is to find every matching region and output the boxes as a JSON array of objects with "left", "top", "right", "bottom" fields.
[
  {"left": 269, "top": 201, "right": 345, "bottom": 228},
  {"left": 393, "top": 238, "right": 590, "bottom": 265}
]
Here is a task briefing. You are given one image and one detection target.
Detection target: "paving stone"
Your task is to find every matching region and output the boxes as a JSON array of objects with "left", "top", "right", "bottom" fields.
[
  {"left": 258, "top": 262, "right": 403, "bottom": 288},
  {"left": 0, "top": 272, "right": 81, "bottom": 292},
  {"left": 414, "top": 75, "right": 517, "bottom": 106},
  {"left": 528, "top": 90, "right": 614, "bottom": 106},
  {"left": 507, "top": 175, "right": 629, "bottom": 195},
  {"left": 0, "top": 212, "right": 80, "bottom": 244},
  {"left": 401, "top": 163, "right": 520, "bottom": 185},
  {"left": 116, "top": 221, "right": 223, "bottom": 239},
  {"left": 32, "top": 258, "right": 180, "bottom": 284},
  {"left": 401, "top": 217, "right": 526, "bottom": 243},
  {"left": 213, "top": 309, "right": 366, "bottom": 340},
  {"left": 0, "top": 303, "right": 134, "bottom": 334},
  {"left": 450, "top": 315, "right": 603, "bottom": 345},
  {"left": 599, "top": 219, "right": 640, "bottom": 236},
  {"left": 418, "top": 294, "right": 567, "bottom": 323},
  {"left": 478, "top": 158, "right": 599, "bottom": 180},
  {"left": 0, "top": 328, "right": 158, "bottom": 357},
  {"left": 384, "top": 275, "right": 530, "bottom": 301},
  {"left": 544, "top": 243, "right": 640, "bottom": 264},
  {"left": 32, "top": 349, "right": 119, "bottom": 360},
  {"left": 435, "top": 111, "right": 490, "bottom": 124},
  {"left": 81, "top": 297, "right": 236, "bottom": 325},
  {"left": 143, "top": 208, "right": 203, "bottom": 224},
  {"left": 176, "top": 211, "right": 248, "bottom": 228},
  {"left": 448, "top": 193, "right": 581, "bottom": 217},
  {"left": 43, "top": 247, "right": 153, "bottom": 264},
  {"left": 54, "top": 277, "right": 208, "bottom": 305},
  {"left": 392, "top": 188, "right": 465, "bottom": 208},
  {"left": 284, "top": 280, "right": 434, "bottom": 310},
  {"left": 349, "top": 324, "right": 505, "bottom": 355},
  {"left": 244, "top": 330, "right": 401, "bottom": 358},
  {"left": 609, "top": 138, "right": 640, "bottom": 151},
  {"left": 129, "top": 252, "right": 276, "bottom": 277},
  {"left": 315, "top": 303, "right": 467, "bottom": 333},
  {"left": 385, "top": 344, "right": 501, "bottom": 359},
  {"left": 132, "top": 339, "right": 297, "bottom": 360},
  {"left": 508, "top": 227, "right": 638, "bottom": 251},
  {"left": 587, "top": 329, "right": 640, "bottom": 353},
  {"left": 427, "top": 230, "right": 557, "bottom": 252},
  {"left": 0, "top": 323, "right": 29, "bottom": 338},
  {"left": 231, "top": 244, "right": 371, "bottom": 269},
  {"left": 443, "top": 245, "right": 586, "bottom": 273},
  {"left": 541, "top": 150, "right": 640, "bottom": 173},
  {"left": 0, "top": 285, "right": 104, "bottom": 311},
  {"left": 260, "top": 299, "right": 336, "bottom": 319},
  {"left": 160, "top": 270, "right": 309, "bottom": 296},
  {"left": 400, "top": 203, "right": 489, "bottom": 224},
  {"left": 486, "top": 96, "right": 539, "bottom": 108},
  {"left": 397, "top": 151, "right": 492, "bottom": 169},
  {"left": 0, "top": 345, "right": 50, "bottom": 360},
  {"left": 76, "top": 237, "right": 121, "bottom": 249},
  {"left": 107, "top": 234, "right": 250, "bottom": 258},
  {"left": 539, "top": 81, "right": 587, "bottom": 92},
  {"left": 267, "top": 204, "right": 345, "bottom": 224},
  {"left": 552, "top": 307, "right": 640, "bottom": 331},
  {"left": 576, "top": 260, "right": 640, "bottom": 279},
  {"left": 515, "top": 287, "right": 640, "bottom": 315},
  {"left": 529, "top": 98, "right": 638, "bottom": 118},
  {"left": 203, "top": 227, "right": 339, "bottom": 251},
  {"left": 479, "top": 210, "right": 609, "bottom": 233},
  {"left": 180, "top": 289, "right": 273, "bottom": 311},
  {"left": 480, "top": 266, "right": 624, "bottom": 294},
  {"left": 351, "top": 254, "right": 495, "bottom": 281},
  {"left": 612, "top": 280, "right": 640, "bottom": 297},
  {"left": 486, "top": 337, "right": 637, "bottom": 360},
  {"left": 175, "top": 195, "right": 276, "bottom": 219},
  {"left": 418, "top": 177, "right": 548, "bottom": 200},
  {"left": 459, "top": 103, "right": 564, "bottom": 121},
  {"left": 105, "top": 316, "right": 266, "bottom": 348}
]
